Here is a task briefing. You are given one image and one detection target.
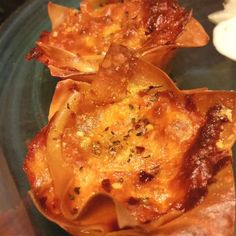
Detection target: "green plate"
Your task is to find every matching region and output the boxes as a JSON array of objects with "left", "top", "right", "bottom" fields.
[{"left": 0, "top": 0, "right": 235, "bottom": 235}]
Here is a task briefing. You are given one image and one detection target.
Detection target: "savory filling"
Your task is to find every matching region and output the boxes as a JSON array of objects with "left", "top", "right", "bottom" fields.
[
  {"left": 25, "top": 84, "right": 232, "bottom": 223},
  {"left": 27, "top": 0, "right": 190, "bottom": 73},
  {"left": 43, "top": 0, "right": 188, "bottom": 53}
]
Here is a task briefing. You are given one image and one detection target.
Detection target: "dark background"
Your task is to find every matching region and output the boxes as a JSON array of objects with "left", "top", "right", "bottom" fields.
[{"left": 0, "top": 0, "right": 26, "bottom": 23}]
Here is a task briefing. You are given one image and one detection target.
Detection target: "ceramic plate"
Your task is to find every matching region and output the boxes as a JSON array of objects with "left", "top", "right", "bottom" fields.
[{"left": 0, "top": 0, "right": 235, "bottom": 235}]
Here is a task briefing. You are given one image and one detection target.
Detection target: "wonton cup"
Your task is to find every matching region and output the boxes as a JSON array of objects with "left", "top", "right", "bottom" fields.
[
  {"left": 24, "top": 44, "right": 235, "bottom": 235},
  {"left": 27, "top": 0, "right": 209, "bottom": 81}
]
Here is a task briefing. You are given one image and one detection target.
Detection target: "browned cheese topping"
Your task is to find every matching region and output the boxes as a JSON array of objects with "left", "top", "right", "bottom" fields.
[{"left": 24, "top": 84, "right": 234, "bottom": 223}]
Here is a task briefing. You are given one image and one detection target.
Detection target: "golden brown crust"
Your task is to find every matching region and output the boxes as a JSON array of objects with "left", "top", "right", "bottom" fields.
[
  {"left": 26, "top": 0, "right": 209, "bottom": 78},
  {"left": 24, "top": 45, "right": 236, "bottom": 235},
  {"left": 153, "top": 165, "right": 235, "bottom": 236}
]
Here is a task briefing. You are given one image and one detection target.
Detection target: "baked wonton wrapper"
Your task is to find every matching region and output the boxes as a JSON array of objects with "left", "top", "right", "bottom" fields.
[
  {"left": 26, "top": 0, "right": 209, "bottom": 80},
  {"left": 24, "top": 45, "right": 235, "bottom": 235}
]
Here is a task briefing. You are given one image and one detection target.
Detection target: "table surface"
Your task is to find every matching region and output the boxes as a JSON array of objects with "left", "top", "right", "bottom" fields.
[{"left": 0, "top": 0, "right": 26, "bottom": 24}]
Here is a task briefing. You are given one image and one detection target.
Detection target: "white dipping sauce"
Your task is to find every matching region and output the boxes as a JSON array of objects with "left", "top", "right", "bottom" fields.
[
  {"left": 208, "top": 0, "right": 236, "bottom": 61},
  {"left": 213, "top": 16, "right": 236, "bottom": 61}
]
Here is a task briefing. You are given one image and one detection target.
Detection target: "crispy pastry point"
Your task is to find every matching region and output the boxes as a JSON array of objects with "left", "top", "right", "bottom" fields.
[
  {"left": 26, "top": 0, "right": 209, "bottom": 80},
  {"left": 24, "top": 45, "right": 235, "bottom": 235}
]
